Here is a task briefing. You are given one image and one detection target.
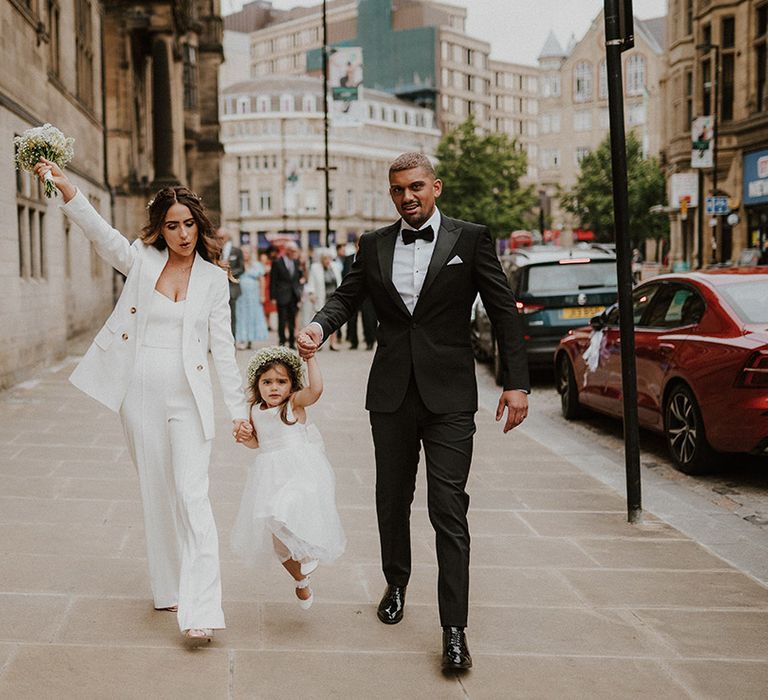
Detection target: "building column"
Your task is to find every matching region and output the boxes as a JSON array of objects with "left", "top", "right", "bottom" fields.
[{"left": 151, "top": 34, "right": 180, "bottom": 189}]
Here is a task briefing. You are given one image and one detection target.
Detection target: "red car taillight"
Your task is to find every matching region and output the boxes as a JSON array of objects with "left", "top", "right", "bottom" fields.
[
  {"left": 736, "top": 349, "right": 768, "bottom": 388},
  {"left": 516, "top": 301, "right": 545, "bottom": 315}
]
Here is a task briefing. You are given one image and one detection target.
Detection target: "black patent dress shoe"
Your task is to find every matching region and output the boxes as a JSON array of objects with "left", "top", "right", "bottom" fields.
[
  {"left": 376, "top": 585, "right": 406, "bottom": 624},
  {"left": 441, "top": 626, "right": 472, "bottom": 670}
]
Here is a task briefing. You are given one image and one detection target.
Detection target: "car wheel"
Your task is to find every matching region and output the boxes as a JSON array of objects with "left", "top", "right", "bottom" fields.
[
  {"left": 664, "top": 384, "right": 718, "bottom": 475},
  {"left": 557, "top": 354, "right": 581, "bottom": 420},
  {"left": 493, "top": 340, "right": 503, "bottom": 386}
]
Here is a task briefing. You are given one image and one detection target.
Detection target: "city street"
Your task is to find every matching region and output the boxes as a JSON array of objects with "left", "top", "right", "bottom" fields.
[{"left": 0, "top": 335, "right": 767, "bottom": 698}]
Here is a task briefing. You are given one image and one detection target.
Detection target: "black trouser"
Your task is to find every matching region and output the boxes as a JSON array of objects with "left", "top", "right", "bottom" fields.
[
  {"left": 369, "top": 376, "right": 475, "bottom": 627},
  {"left": 229, "top": 298, "right": 238, "bottom": 337},
  {"left": 276, "top": 301, "right": 298, "bottom": 346}
]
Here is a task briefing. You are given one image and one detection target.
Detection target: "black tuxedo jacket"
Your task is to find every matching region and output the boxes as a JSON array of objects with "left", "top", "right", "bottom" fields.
[
  {"left": 314, "top": 216, "right": 530, "bottom": 413},
  {"left": 269, "top": 256, "right": 303, "bottom": 305}
]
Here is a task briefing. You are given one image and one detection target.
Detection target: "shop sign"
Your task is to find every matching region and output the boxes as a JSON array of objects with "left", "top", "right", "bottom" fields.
[
  {"left": 744, "top": 149, "right": 768, "bottom": 205},
  {"left": 691, "top": 116, "right": 714, "bottom": 168},
  {"left": 670, "top": 172, "right": 699, "bottom": 207}
]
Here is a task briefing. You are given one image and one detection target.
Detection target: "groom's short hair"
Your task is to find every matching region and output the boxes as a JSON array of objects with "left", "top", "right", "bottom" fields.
[{"left": 389, "top": 152, "right": 436, "bottom": 179}]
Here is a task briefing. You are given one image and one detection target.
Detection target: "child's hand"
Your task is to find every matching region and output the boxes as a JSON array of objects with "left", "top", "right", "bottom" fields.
[{"left": 232, "top": 419, "right": 253, "bottom": 443}]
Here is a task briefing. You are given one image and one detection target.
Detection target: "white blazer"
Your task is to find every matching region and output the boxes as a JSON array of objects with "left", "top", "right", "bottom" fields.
[
  {"left": 305, "top": 260, "right": 342, "bottom": 313},
  {"left": 63, "top": 191, "right": 247, "bottom": 439}
]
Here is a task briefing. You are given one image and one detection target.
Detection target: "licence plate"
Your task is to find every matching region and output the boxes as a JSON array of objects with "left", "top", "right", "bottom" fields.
[{"left": 560, "top": 306, "right": 604, "bottom": 319}]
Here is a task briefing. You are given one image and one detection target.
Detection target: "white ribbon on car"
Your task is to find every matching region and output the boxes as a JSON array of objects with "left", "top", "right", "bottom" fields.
[{"left": 582, "top": 329, "right": 605, "bottom": 373}]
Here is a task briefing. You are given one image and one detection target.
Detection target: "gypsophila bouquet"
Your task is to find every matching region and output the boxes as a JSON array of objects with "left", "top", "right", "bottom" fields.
[{"left": 14, "top": 123, "right": 75, "bottom": 198}]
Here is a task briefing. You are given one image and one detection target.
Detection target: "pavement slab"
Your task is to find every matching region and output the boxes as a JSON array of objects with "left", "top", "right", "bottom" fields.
[{"left": 0, "top": 339, "right": 766, "bottom": 697}]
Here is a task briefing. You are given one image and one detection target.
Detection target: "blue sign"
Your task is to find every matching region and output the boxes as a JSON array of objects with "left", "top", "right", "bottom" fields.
[
  {"left": 705, "top": 196, "right": 729, "bottom": 214},
  {"left": 744, "top": 149, "right": 768, "bottom": 205}
]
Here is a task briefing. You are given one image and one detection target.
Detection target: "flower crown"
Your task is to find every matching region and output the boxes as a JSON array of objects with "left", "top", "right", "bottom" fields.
[{"left": 246, "top": 346, "right": 304, "bottom": 387}]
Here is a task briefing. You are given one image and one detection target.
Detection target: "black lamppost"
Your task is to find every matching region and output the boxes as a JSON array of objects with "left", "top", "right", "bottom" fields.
[{"left": 696, "top": 41, "right": 720, "bottom": 263}]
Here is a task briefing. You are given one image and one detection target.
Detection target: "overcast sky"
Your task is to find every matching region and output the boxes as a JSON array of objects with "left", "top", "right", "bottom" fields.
[{"left": 222, "top": 0, "right": 668, "bottom": 66}]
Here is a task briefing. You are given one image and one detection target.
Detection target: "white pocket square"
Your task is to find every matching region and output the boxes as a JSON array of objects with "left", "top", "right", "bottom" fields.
[{"left": 447, "top": 255, "right": 463, "bottom": 266}]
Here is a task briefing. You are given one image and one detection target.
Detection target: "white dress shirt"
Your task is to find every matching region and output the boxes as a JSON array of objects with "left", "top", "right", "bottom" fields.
[{"left": 394, "top": 208, "right": 442, "bottom": 314}]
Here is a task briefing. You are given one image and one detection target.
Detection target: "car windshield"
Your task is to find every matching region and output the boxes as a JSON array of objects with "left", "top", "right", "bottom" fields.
[
  {"left": 717, "top": 280, "right": 768, "bottom": 323},
  {"left": 525, "top": 261, "right": 617, "bottom": 294}
]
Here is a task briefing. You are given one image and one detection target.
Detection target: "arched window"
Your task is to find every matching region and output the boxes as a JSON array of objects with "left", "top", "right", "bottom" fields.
[
  {"left": 574, "top": 62, "right": 593, "bottom": 102},
  {"left": 626, "top": 54, "right": 646, "bottom": 96},
  {"left": 256, "top": 95, "right": 270, "bottom": 113},
  {"left": 280, "top": 94, "right": 293, "bottom": 112}
]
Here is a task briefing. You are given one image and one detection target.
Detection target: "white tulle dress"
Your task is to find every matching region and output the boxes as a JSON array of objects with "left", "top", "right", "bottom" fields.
[{"left": 231, "top": 401, "right": 346, "bottom": 569}]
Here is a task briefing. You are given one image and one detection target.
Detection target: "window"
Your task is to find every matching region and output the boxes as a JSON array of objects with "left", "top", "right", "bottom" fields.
[
  {"left": 701, "top": 57, "right": 712, "bottom": 115},
  {"left": 575, "top": 147, "right": 590, "bottom": 166},
  {"left": 685, "top": 70, "right": 693, "bottom": 130},
  {"left": 540, "top": 149, "right": 560, "bottom": 169},
  {"left": 15, "top": 167, "right": 46, "bottom": 280},
  {"left": 574, "top": 62, "right": 593, "bottom": 102},
  {"left": 75, "top": 0, "right": 94, "bottom": 108},
  {"left": 47, "top": 0, "right": 60, "bottom": 77},
  {"left": 239, "top": 190, "right": 251, "bottom": 215},
  {"left": 625, "top": 54, "right": 646, "bottom": 96},
  {"left": 259, "top": 191, "right": 272, "bottom": 212},
  {"left": 346, "top": 189, "right": 355, "bottom": 214},
  {"left": 574, "top": 110, "right": 592, "bottom": 131},
  {"left": 305, "top": 189, "right": 319, "bottom": 213},
  {"left": 721, "top": 17, "right": 736, "bottom": 122},
  {"left": 280, "top": 94, "right": 293, "bottom": 112},
  {"left": 642, "top": 285, "right": 704, "bottom": 328},
  {"left": 758, "top": 4, "right": 768, "bottom": 112},
  {"left": 183, "top": 44, "right": 198, "bottom": 109},
  {"left": 540, "top": 73, "right": 560, "bottom": 98},
  {"left": 685, "top": 0, "right": 694, "bottom": 36},
  {"left": 599, "top": 60, "right": 608, "bottom": 98}
]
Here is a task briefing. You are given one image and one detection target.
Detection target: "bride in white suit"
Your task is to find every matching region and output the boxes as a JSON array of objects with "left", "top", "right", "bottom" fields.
[{"left": 35, "top": 158, "right": 249, "bottom": 644}]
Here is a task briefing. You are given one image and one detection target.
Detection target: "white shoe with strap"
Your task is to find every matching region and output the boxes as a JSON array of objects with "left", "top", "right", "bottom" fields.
[{"left": 295, "top": 576, "right": 313, "bottom": 610}]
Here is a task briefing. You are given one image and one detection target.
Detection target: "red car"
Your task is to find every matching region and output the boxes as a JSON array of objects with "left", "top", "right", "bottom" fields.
[{"left": 555, "top": 268, "right": 768, "bottom": 474}]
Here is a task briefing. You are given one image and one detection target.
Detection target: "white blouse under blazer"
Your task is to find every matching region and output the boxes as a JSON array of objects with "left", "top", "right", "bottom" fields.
[{"left": 63, "top": 191, "right": 248, "bottom": 439}]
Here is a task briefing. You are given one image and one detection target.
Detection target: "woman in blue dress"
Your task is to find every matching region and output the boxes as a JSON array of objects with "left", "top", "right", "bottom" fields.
[{"left": 236, "top": 247, "right": 269, "bottom": 348}]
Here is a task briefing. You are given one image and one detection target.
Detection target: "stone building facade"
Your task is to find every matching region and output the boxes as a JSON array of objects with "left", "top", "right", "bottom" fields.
[
  {"left": 662, "top": 0, "right": 768, "bottom": 267},
  {"left": 0, "top": 0, "right": 225, "bottom": 389},
  {"left": 1, "top": 0, "right": 111, "bottom": 389},
  {"left": 224, "top": 0, "right": 540, "bottom": 152},
  {"left": 536, "top": 12, "right": 666, "bottom": 232},
  {"left": 219, "top": 75, "right": 440, "bottom": 248}
]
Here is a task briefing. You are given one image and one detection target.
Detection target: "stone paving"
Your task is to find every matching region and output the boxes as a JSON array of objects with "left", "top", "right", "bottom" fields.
[{"left": 0, "top": 337, "right": 767, "bottom": 698}]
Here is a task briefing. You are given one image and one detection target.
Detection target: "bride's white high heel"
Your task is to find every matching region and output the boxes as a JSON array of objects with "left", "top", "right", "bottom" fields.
[{"left": 295, "top": 576, "right": 313, "bottom": 610}]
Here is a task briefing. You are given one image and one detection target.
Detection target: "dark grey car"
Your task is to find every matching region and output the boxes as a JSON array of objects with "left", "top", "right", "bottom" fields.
[{"left": 471, "top": 245, "right": 618, "bottom": 383}]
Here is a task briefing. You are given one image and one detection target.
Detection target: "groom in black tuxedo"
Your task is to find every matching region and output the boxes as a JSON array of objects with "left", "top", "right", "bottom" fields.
[{"left": 297, "top": 153, "right": 529, "bottom": 671}]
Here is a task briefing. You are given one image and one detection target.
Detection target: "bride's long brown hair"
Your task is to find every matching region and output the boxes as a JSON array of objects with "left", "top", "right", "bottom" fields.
[{"left": 140, "top": 186, "right": 223, "bottom": 269}]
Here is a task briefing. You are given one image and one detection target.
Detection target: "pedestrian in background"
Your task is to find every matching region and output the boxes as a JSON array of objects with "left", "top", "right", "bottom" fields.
[
  {"left": 260, "top": 247, "right": 278, "bottom": 331},
  {"left": 217, "top": 228, "right": 245, "bottom": 335},
  {"left": 235, "top": 246, "right": 269, "bottom": 349},
  {"left": 297, "top": 152, "right": 529, "bottom": 671},
  {"left": 269, "top": 241, "right": 303, "bottom": 348},
  {"left": 34, "top": 157, "right": 249, "bottom": 645},
  {"left": 306, "top": 249, "right": 342, "bottom": 350}
]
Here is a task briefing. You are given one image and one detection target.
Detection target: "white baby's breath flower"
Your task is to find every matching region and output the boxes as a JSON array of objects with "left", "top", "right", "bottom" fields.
[
  {"left": 246, "top": 346, "right": 304, "bottom": 387},
  {"left": 13, "top": 123, "right": 75, "bottom": 198}
]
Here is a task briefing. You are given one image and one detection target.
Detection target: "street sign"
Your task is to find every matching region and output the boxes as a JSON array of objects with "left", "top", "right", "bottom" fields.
[{"left": 705, "top": 196, "right": 729, "bottom": 214}]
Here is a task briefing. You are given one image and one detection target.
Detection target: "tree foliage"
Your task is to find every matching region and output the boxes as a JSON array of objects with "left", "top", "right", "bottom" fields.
[
  {"left": 435, "top": 116, "right": 537, "bottom": 238},
  {"left": 561, "top": 131, "right": 669, "bottom": 244}
]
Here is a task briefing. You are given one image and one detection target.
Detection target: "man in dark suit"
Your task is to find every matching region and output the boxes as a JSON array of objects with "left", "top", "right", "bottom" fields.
[
  {"left": 297, "top": 153, "right": 529, "bottom": 671},
  {"left": 217, "top": 228, "right": 244, "bottom": 335},
  {"left": 269, "top": 241, "right": 303, "bottom": 348}
]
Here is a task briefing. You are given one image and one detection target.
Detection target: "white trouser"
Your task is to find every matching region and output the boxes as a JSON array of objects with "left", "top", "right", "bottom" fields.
[{"left": 120, "top": 346, "right": 225, "bottom": 631}]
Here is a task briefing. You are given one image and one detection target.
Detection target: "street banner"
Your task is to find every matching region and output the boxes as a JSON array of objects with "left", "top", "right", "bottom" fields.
[
  {"left": 669, "top": 172, "right": 699, "bottom": 208},
  {"left": 330, "top": 47, "right": 363, "bottom": 101},
  {"left": 691, "top": 116, "right": 714, "bottom": 168}
]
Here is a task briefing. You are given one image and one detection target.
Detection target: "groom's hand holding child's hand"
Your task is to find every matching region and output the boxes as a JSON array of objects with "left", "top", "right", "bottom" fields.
[
  {"left": 297, "top": 327, "right": 321, "bottom": 360},
  {"left": 233, "top": 420, "right": 256, "bottom": 447}
]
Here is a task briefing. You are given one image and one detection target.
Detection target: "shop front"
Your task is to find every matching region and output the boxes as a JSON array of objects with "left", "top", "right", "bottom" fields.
[{"left": 743, "top": 148, "right": 768, "bottom": 263}]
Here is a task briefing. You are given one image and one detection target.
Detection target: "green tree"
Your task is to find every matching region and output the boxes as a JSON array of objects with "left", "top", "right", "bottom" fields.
[
  {"left": 435, "top": 116, "right": 537, "bottom": 237},
  {"left": 561, "top": 131, "right": 669, "bottom": 244}
]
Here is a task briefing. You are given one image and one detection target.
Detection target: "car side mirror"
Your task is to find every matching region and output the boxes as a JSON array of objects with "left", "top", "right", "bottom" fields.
[{"left": 590, "top": 312, "right": 606, "bottom": 330}]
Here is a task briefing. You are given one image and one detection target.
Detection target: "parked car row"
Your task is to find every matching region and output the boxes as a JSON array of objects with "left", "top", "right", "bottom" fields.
[{"left": 472, "top": 248, "right": 768, "bottom": 474}]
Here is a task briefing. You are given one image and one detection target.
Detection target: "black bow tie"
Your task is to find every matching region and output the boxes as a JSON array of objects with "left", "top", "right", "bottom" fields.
[{"left": 402, "top": 225, "right": 434, "bottom": 245}]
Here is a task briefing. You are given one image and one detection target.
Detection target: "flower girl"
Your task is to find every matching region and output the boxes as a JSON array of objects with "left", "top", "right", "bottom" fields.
[{"left": 232, "top": 347, "right": 345, "bottom": 607}]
